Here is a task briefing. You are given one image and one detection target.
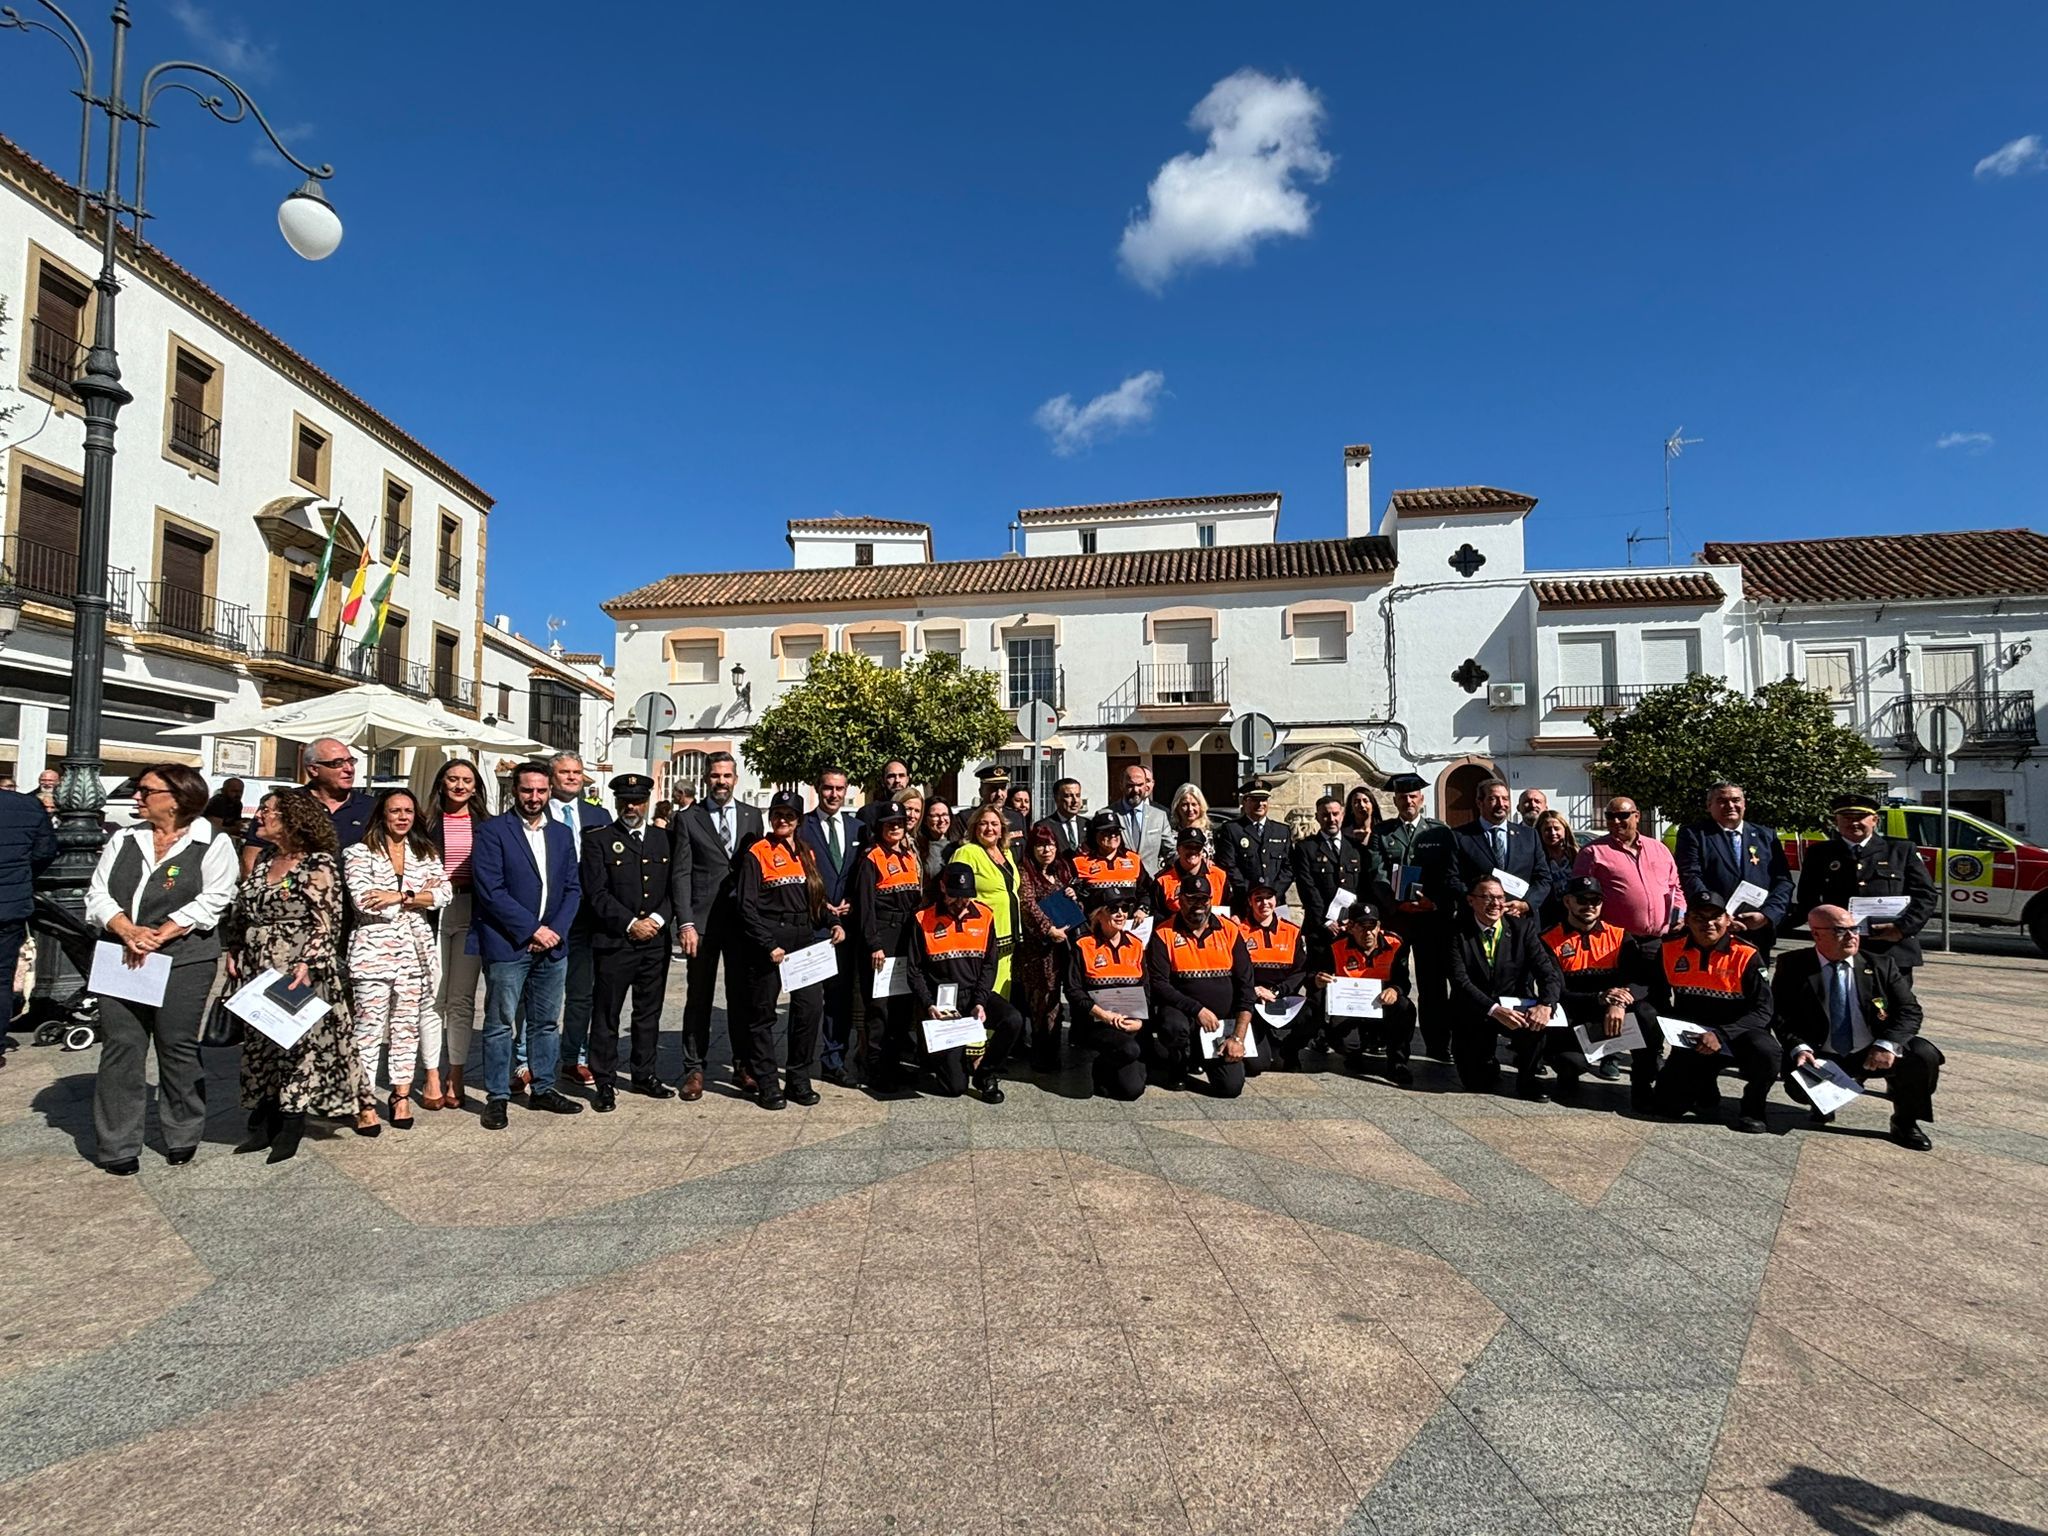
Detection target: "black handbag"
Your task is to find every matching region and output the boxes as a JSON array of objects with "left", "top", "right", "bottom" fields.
[{"left": 199, "top": 994, "right": 243, "bottom": 1048}]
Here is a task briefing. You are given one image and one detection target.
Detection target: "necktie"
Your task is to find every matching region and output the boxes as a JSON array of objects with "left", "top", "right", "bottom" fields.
[
  {"left": 827, "top": 815, "right": 842, "bottom": 865},
  {"left": 1490, "top": 825, "right": 1506, "bottom": 865},
  {"left": 1069, "top": 818, "right": 1081, "bottom": 848},
  {"left": 628, "top": 825, "right": 641, "bottom": 844},
  {"left": 718, "top": 806, "right": 733, "bottom": 854},
  {"left": 1729, "top": 828, "right": 1743, "bottom": 866},
  {"left": 1128, "top": 807, "right": 1143, "bottom": 846},
  {"left": 1482, "top": 922, "right": 1501, "bottom": 965},
  {"left": 1828, "top": 963, "right": 1856, "bottom": 1055}
]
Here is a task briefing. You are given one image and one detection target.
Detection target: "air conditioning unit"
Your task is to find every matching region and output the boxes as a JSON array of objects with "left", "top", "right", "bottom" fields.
[{"left": 1487, "top": 682, "right": 1527, "bottom": 711}]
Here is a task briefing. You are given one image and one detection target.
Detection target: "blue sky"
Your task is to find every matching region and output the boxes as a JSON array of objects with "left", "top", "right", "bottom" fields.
[{"left": 5, "top": 2, "right": 2045, "bottom": 654}]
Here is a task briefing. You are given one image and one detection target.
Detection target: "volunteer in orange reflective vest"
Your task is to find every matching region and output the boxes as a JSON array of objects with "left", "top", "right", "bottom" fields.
[
  {"left": 1235, "top": 881, "right": 1312, "bottom": 1071},
  {"left": 1156, "top": 829, "right": 1229, "bottom": 916},
  {"left": 1314, "top": 902, "right": 1416, "bottom": 1085},
  {"left": 1063, "top": 887, "right": 1152, "bottom": 1100},
  {"left": 855, "top": 803, "right": 928, "bottom": 1089},
  {"left": 1144, "top": 882, "right": 1255, "bottom": 1097},
  {"left": 1071, "top": 811, "right": 1154, "bottom": 919},
  {"left": 1649, "top": 890, "right": 1779, "bottom": 1133},
  {"left": 1542, "top": 874, "right": 1664, "bottom": 1109},
  {"left": 735, "top": 789, "right": 838, "bottom": 1112},
  {"left": 905, "top": 863, "right": 1020, "bottom": 1103}
]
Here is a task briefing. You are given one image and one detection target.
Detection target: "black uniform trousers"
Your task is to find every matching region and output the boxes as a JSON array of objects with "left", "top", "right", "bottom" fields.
[
  {"left": 1785, "top": 1037, "right": 1942, "bottom": 1123},
  {"left": 925, "top": 994, "right": 1023, "bottom": 1095},
  {"left": 1247, "top": 999, "right": 1322, "bottom": 1074},
  {"left": 1389, "top": 917, "right": 1452, "bottom": 1057},
  {"left": 680, "top": 902, "right": 747, "bottom": 1078},
  {"left": 1148, "top": 1005, "right": 1247, "bottom": 1098},
  {"left": 1552, "top": 997, "right": 1664, "bottom": 1108},
  {"left": 1653, "top": 1029, "right": 1781, "bottom": 1119},
  {"left": 590, "top": 940, "right": 669, "bottom": 1083},
  {"left": 1451, "top": 1008, "right": 1545, "bottom": 1096},
  {"left": 741, "top": 946, "right": 825, "bottom": 1090},
  {"left": 1087, "top": 1019, "right": 1149, "bottom": 1100},
  {"left": 1326, "top": 997, "right": 1417, "bottom": 1070}
]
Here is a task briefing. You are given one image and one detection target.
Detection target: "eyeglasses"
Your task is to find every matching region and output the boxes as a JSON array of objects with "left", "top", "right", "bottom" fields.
[
  {"left": 1473, "top": 894, "right": 1509, "bottom": 905},
  {"left": 1606, "top": 811, "right": 1638, "bottom": 821},
  {"left": 311, "top": 756, "right": 353, "bottom": 769},
  {"left": 1814, "top": 924, "right": 1860, "bottom": 937},
  {"left": 135, "top": 784, "right": 172, "bottom": 798}
]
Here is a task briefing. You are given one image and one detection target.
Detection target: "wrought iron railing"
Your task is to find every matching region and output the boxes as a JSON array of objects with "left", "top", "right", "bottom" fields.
[
  {"left": 0, "top": 532, "right": 134, "bottom": 620},
  {"left": 132, "top": 581, "right": 249, "bottom": 651},
  {"left": 436, "top": 551, "right": 461, "bottom": 590},
  {"left": 168, "top": 398, "right": 222, "bottom": 471},
  {"left": 1544, "top": 683, "right": 1663, "bottom": 712},
  {"left": 1006, "top": 666, "right": 1064, "bottom": 712},
  {"left": 26, "top": 317, "right": 86, "bottom": 396},
  {"left": 1874, "top": 691, "right": 2038, "bottom": 754}
]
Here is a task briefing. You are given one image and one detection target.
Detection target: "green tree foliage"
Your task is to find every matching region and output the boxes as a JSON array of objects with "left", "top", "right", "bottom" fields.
[
  {"left": 1588, "top": 675, "right": 1879, "bottom": 830},
  {"left": 741, "top": 649, "right": 1012, "bottom": 791}
]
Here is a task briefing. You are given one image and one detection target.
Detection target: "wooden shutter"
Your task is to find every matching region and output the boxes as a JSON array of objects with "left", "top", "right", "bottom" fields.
[
  {"left": 173, "top": 352, "right": 210, "bottom": 408},
  {"left": 434, "top": 630, "right": 457, "bottom": 678},
  {"left": 17, "top": 472, "right": 81, "bottom": 555},
  {"left": 160, "top": 527, "right": 210, "bottom": 592},
  {"left": 35, "top": 270, "right": 86, "bottom": 337},
  {"left": 286, "top": 574, "right": 316, "bottom": 625},
  {"left": 295, "top": 425, "right": 322, "bottom": 484}
]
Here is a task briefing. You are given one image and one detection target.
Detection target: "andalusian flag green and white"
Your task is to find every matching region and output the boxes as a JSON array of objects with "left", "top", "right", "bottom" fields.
[
  {"left": 359, "top": 547, "right": 405, "bottom": 649},
  {"left": 301, "top": 505, "right": 341, "bottom": 617}
]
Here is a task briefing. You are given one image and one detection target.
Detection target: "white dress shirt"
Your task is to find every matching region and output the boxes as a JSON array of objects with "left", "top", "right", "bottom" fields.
[
  {"left": 85, "top": 818, "right": 239, "bottom": 932},
  {"left": 521, "top": 815, "right": 551, "bottom": 920}
]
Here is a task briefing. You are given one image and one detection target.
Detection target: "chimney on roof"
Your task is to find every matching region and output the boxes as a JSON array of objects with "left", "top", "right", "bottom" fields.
[
  {"left": 492, "top": 614, "right": 512, "bottom": 632},
  {"left": 1344, "top": 445, "right": 1373, "bottom": 538}
]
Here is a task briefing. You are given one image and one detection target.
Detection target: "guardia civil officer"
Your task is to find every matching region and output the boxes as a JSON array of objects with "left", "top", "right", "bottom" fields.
[
  {"left": 1144, "top": 881, "right": 1255, "bottom": 1097},
  {"left": 1065, "top": 887, "right": 1151, "bottom": 1100},
  {"left": 578, "top": 775, "right": 682, "bottom": 1111},
  {"left": 1792, "top": 791, "right": 1939, "bottom": 975},
  {"left": 1234, "top": 881, "right": 1312, "bottom": 1069},
  {"left": 1649, "top": 891, "right": 1779, "bottom": 1133},
  {"left": 906, "top": 862, "right": 1020, "bottom": 1102},
  {"left": 1314, "top": 902, "right": 1416, "bottom": 1085},
  {"left": 1216, "top": 779, "right": 1295, "bottom": 909},
  {"left": 1541, "top": 875, "right": 1662, "bottom": 1109},
  {"left": 1155, "top": 827, "right": 1229, "bottom": 916},
  {"left": 736, "top": 789, "right": 836, "bottom": 1111},
  {"left": 854, "top": 803, "right": 926, "bottom": 1088},
  {"left": 1374, "top": 772, "right": 1457, "bottom": 1058}
]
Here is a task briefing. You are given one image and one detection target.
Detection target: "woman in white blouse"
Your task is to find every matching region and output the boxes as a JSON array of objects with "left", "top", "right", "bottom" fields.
[
  {"left": 343, "top": 789, "right": 451, "bottom": 1131},
  {"left": 1167, "top": 782, "right": 1215, "bottom": 862}
]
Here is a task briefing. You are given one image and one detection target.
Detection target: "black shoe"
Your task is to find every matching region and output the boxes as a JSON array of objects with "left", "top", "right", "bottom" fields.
[
  {"left": 593, "top": 1083, "right": 617, "bottom": 1113},
  {"left": 527, "top": 1087, "right": 585, "bottom": 1115},
  {"left": 1809, "top": 1108, "right": 1836, "bottom": 1127},
  {"left": 235, "top": 1103, "right": 282, "bottom": 1155},
  {"left": 102, "top": 1157, "right": 140, "bottom": 1176},
  {"left": 267, "top": 1112, "right": 307, "bottom": 1163},
  {"left": 1387, "top": 1063, "right": 1414, "bottom": 1087},
  {"left": 1733, "top": 1114, "right": 1767, "bottom": 1134},
  {"left": 630, "top": 1076, "right": 675, "bottom": 1100},
  {"left": 785, "top": 1080, "right": 821, "bottom": 1108},
  {"left": 1596, "top": 1057, "right": 1625, "bottom": 1082},
  {"left": 480, "top": 1098, "right": 510, "bottom": 1131},
  {"left": 1890, "top": 1119, "right": 1932, "bottom": 1152},
  {"left": 1343, "top": 1049, "right": 1368, "bottom": 1075},
  {"left": 165, "top": 1147, "right": 195, "bottom": 1166},
  {"left": 1551, "top": 1071, "right": 1583, "bottom": 1100},
  {"left": 758, "top": 1088, "right": 788, "bottom": 1111},
  {"left": 820, "top": 1065, "right": 861, "bottom": 1089},
  {"left": 975, "top": 1074, "right": 1006, "bottom": 1105}
]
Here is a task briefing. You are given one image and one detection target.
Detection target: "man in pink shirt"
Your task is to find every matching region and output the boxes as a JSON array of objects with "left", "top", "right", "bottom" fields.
[{"left": 1572, "top": 797, "right": 1684, "bottom": 941}]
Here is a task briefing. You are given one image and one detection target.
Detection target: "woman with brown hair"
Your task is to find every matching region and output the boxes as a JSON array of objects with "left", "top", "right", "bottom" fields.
[
  {"left": 224, "top": 789, "right": 360, "bottom": 1162},
  {"left": 914, "top": 796, "right": 954, "bottom": 894},
  {"left": 1534, "top": 809, "right": 1579, "bottom": 929},
  {"left": 425, "top": 758, "right": 490, "bottom": 1109},
  {"left": 946, "top": 803, "right": 1021, "bottom": 1001},
  {"left": 85, "top": 763, "right": 240, "bottom": 1173},
  {"left": 1015, "top": 822, "right": 1076, "bottom": 1069},
  {"left": 345, "top": 788, "right": 451, "bottom": 1132},
  {"left": 736, "top": 788, "right": 840, "bottom": 1111}
]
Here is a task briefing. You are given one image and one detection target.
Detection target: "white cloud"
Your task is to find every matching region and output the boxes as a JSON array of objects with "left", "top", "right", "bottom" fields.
[
  {"left": 1118, "top": 69, "right": 1332, "bottom": 292},
  {"left": 1936, "top": 431, "right": 1994, "bottom": 454},
  {"left": 1973, "top": 135, "right": 2046, "bottom": 179},
  {"left": 166, "top": 0, "right": 276, "bottom": 81},
  {"left": 1034, "top": 370, "right": 1166, "bottom": 456}
]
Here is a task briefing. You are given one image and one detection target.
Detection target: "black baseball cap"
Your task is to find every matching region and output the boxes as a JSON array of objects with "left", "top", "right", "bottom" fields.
[
  {"left": 941, "top": 863, "right": 978, "bottom": 899},
  {"left": 1563, "top": 875, "right": 1605, "bottom": 902},
  {"left": 1175, "top": 827, "right": 1207, "bottom": 850},
  {"left": 767, "top": 789, "right": 804, "bottom": 818},
  {"left": 1088, "top": 810, "right": 1123, "bottom": 837}
]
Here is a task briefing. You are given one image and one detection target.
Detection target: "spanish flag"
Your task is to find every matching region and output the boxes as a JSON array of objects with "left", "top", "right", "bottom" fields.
[
  {"left": 360, "top": 547, "right": 405, "bottom": 649},
  {"left": 338, "top": 537, "right": 374, "bottom": 627}
]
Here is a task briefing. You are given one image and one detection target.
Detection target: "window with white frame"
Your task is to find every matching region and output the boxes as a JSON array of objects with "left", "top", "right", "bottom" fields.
[
  {"left": 1641, "top": 629, "right": 1701, "bottom": 685},
  {"left": 1197, "top": 523, "right": 1217, "bottom": 549},
  {"left": 779, "top": 633, "right": 824, "bottom": 680},
  {"left": 669, "top": 640, "right": 720, "bottom": 685},
  {"left": 1802, "top": 648, "right": 1856, "bottom": 724},
  {"left": 1006, "top": 631, "right": 1057, "bottom": 709},
  {"left": 1080, "top": 528, "right": 1097, "bottom": 555},
  {"left": 921, "top": 626, "right": 962, "bottom": 660},
  {"left": 1555, "top": 632, "right": 1616, "bottom": 707},
  {"left": 852, "top": 632, "right": 902, "bottom": 669},
  {"left": 1292, "top": 614, "right": 1346, "bottom": 662}
]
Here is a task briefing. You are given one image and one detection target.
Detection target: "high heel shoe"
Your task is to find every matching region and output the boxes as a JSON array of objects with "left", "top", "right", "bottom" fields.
[
  {"left": 353, "top": 1108, "right": 383, "bottom": 1139},
  {"left": 235, "top": 1102, "right": 282, "bottom": 1154},
  {"left": 267, "top": 1112, "right": 307, "bottom": 1163},
  {"left": 389, "top": 1087, "right": 414, "bottom": 1130}
]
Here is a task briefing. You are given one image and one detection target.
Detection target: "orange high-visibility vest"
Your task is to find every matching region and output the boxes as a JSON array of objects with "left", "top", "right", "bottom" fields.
[{"left": 1331, "top": 933, "right": 1403, "bottom": 983}]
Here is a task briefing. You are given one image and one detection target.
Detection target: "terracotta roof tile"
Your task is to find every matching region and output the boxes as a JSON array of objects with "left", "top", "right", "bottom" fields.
[
  {"left": 603, "top": 536, "right": 1395, "bottom": 615},
  {"left": 1700, "top": 529, "right": 2048, "bottom": 603},
  {"left": 786, "top": 516, "right": 932, "bottom": 534},
  {"left": 1015, "top": 491, "right": 1280, "bottom": 524},
  {"left": 1389, "top": 486, "right": 1539, "bottom": 516},
  {"left": 1531, "top": 572, "right": 1726, "bottom": 609}
]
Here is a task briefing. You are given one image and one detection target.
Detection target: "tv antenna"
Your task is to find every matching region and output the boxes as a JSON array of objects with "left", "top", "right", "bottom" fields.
[{"left": 1653, "top": 426, "right": 1703, "bottom": 563}]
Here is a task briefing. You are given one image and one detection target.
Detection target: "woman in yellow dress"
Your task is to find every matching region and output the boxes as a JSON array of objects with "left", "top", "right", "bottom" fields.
[{"left": 945, "top": 803, "right": 1021, "bottom": 999}]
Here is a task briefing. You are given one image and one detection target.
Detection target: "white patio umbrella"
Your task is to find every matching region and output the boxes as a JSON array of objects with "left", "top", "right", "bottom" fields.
[{"left": 159, "top": 683, "right": 553, "bottom": 757}]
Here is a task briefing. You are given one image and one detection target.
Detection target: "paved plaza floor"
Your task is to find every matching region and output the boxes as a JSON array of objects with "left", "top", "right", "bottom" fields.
[{"left": 0, "top": 947, "right": 2043, "bottom": 1536}]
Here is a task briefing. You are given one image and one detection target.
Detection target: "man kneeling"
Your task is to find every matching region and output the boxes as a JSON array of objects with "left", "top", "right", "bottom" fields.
[
  {"left": 1542, "top": 875, "right": 1663, "bottom": 1108},
  {"left": 1650, "top": 893, "right": 1778, "bottom": 1133},
  {"left": 906, "top": 863, "right": 1021, "bottom": 1103},
  {"left": 1144, "top": 885, "right": 1254, "bottom": 1096}
]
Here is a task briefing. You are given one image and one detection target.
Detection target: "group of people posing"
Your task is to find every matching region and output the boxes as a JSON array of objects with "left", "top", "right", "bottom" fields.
[{"left": 78, "top": 742, "right": 1945, "bottom": 1175}]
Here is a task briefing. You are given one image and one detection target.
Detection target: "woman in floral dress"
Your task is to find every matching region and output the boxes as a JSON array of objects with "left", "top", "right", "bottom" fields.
[{"left": 223, "top": 789, "right": 363, "bottom": 1163}]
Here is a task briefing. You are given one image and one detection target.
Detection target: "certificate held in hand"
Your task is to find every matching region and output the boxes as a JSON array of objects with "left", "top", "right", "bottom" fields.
[
  {"left": 779, "top": 940, "right": 839, "bottom": 993},
  {"left": 1324, "top": 978, "right": 1382, "bottom": 1018}
]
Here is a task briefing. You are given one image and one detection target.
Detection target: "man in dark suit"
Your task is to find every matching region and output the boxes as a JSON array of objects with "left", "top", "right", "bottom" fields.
[
  {"left": 0, "top": 784, "right": 59, "bottom": 1028},
  {"left": 470, "top": 761, "right": 586, "bottom": 1130},
  {"left": 1291, "top": 794, "right": 1366, "bottom": 1050},
  {"left": 1033, "top": 777, "right": 1091, "bottom": 856},
  {"left": 1376, "top": 772, "right": 1458, "bottom": 1059},
  {"left": 1793, "top": 791, "right": 1940, "bottom": 974},
  {"left": 538, "top": 751, "right": 612, "bottom": 1092},
  {"left": 1675, "top": 781, "right": 1795, "bottom": 956},
  {"left": 1773, "top": 904, "right": 1941, "bottom": 1150},
  {"left": 1216, "top": 779, "right": 1295, "bottom": 909},
  {"left": 579, "top": 775, "right": 683, "bottom": 1111},
  {"left": 799, "top": 766, "right": 864, "bottom": 1086},
  {"left": 1447, "top": 777, "right": 1552, "bottom": 922},
  {"left": 855, "top": 760, "right": 911, "bottom": 840},
  {"left": 672, "top": 750, "right": 764, "bottom": 1100},
  {"left": 1445, "top": 875, "right": 1564, "bottom": 1098}
]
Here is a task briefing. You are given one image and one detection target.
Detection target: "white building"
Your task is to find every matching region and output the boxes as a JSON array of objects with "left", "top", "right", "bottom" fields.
[
  {"left": 477, "top": 616, "right": 616, "bottom": 791},
  {"left": 0, "top": 132, "right": 492, "bottom": 787}
]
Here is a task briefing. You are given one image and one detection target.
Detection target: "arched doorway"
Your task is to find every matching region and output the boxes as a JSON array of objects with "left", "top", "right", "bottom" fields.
[
  {"left": 1197, "top": 731, "right": 1239, "bottom": 810},
  {"left": 1106, "top": 736, "right": 1140, "bottom": 801},
  {"left": 1436, "top": 757, "right": 1500, "bottom": 827},
  {"left": 1271, "top": 745, "right": 1388, "bottom": 836},
  {"left": 1150, "top": 735, "right": 1190, "bottom": 809}
]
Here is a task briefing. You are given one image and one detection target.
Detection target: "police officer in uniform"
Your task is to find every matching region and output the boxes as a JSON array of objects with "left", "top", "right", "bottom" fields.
[
  {"left": 1650, "top": 891, "right": 1779, "bottom": 1132},
  {"left": 974, "top": 765, "right": 1028, "bottom": 844},
  {"left": 1541, "top": 875, "right": 1662, "bottom": 1109},
  {"left": 1373, "top": 772, "right": 1457, "bottom": 1059},
  {"left": 1071, "top": 810, "right": 1154, "bottom": 917},
  {"left": 1144, "top": 883, "right": 1255, "bottom": 1097},
  {"left": 1792, "top": 791, "right": 1939, "bottom": 975},
  {"left": 1065, "top": 887, "right": 1151, "bottom": 1099},
  {"left": 1217, "top": 779, "right": 1295, "bottom": 909},
  {"left": 1156, "top": 827, "right": 1229, "bottom": 916},
  {"left": 854, "top": 803, "right": 927, "bottom": 1088},
  {"left": 906, "top": 862, "right": 1020, "bottom": 1102},
  {"left": 1235, "top": 880, "right": 1311, "bottom": 1069},
  {"left": 579, "top": 775, "right": 681, "bottom": 1111},
  {"left": 1291, "top": 794, "right": 1366, "bottom": 1051}
]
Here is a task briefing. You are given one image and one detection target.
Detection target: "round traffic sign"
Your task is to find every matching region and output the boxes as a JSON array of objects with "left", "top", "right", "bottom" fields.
[
  {"left": 1229, "top": 711, "right": 1277, "bottom": 764},
  {"left": 1914, "top": 704, "right": 1968, "bottom": 764},
  {"left": 629, "top": 692, "right": 678, "bottom": 760},
  {"left": 1018, "top": 700, "right": 1058, "bottom": 741}
]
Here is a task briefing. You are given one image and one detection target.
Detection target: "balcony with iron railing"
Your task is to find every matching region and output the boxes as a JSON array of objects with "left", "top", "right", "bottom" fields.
[
  {"left": 1098, "top": 660, "right": 1231, "bottom": 721},
  {"left": 27, "top": 317, "right": 87, "bottom": 397},
  {"left": 133, "top": 581, "right": 249, "bottom": 652},
  {"left": 1544, "top": 683, "right": 1663, "bottom": 713},
  {"left": 168, "top": 397, "right": 222, "bottom": 471},
  {"left": 1873, "top": 690, "right": 2038, "bottom": 756},
  {"left": 248, "top": 612, "right": 353, "bottom": 674},
  {"left": 436, "top": 551, "right": 462, "bottom": 591},
  {"left": 0, "top": 531, "right": 133, "bottom": 621},
  {"left": 433, "top": 670, "right": 476, "bottom": 710}
]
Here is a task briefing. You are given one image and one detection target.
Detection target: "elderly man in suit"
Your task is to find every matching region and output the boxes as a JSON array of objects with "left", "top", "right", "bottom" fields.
[
  {"left": 470, "top": 761, "right": 585, "bottom": 1131},
  {"left": 1448, "top": 777, "right": 1553, "bottom": 924},
  {"left": 1114, "top": 763, "right": 1172, "bottom": 877},
  {"left": 1675, "top": 781, "right": 1795, "bottom": 956},
  {"left": 579, "top": 775, "right": 683, "bottom": 1111},
  {"left": 539, "top": 751, "right": 612, "bottom": 1092},
  {"left": 1445, "top": 874, "right": 1563, "bottom": 1099},
  {"left": 672, "top": 750, "right": 764, "bottom": 1100},
  {"left": 1773, "top": 904, "right": 1940, "bottom": 1150},
  {"left": 1793, "top": 791, "right": 1940, "bottom": 976},
  {"left": 800, "top": 766, "right": 865, "bottom": 1086}
]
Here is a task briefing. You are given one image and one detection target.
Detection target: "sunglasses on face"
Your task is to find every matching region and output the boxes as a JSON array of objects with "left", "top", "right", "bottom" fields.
[{"left": 1607, "top": 811, "right": 1638, "bottom": 821}]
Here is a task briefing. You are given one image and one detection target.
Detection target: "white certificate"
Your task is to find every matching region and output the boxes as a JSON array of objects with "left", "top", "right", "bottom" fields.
[
  {"left": 1573, "top": 1018, "right": 1647, "bottom": 1062},
  {"left": 88, "top": 940, "right": 171, "bottom": 1007},
  {"left": 1093, "top": 985, "right": 1150, "bottom": 1020},
  {"left": 1848, "top": 896, "right": 1912, "bottom": 927},
  {"left": 1257, "top": 996, "right": 1307, "bottom": 1027},
  {"left": 1657, "top": 1014, "right": 1732, "bottom": 1056},
  {"left": 1325, "top": 888, "right": 1357, "bottom": 925},
  {"left": 922, "top": 1015, "right": 987, "bottom": 1053},
  {"left": 1326, "top": 977, "right": 1383, "bottom": 1018},
  {"left": 226, "top": 968, "right": 333, "bottom": 1050},
  {"left": 1131, "top": 915, "right": 1156, "bottom": 945},
  {"left": 1196, "top": 1020, "right": 1259, "bottom": 1059},
  {"left": 779, "top": 940, "right": 839, "bottom": 992},
  {"left": 1795, "top": 1059, "right": 1865, "bottom": 1116},
  {"left": 1491, "top": 868, "right": 1531, "bottom": 900},
  {"left": 1211, "top": 905, "right": 1232, "bottom": 920},
  {"left": 1729, "top": 880, "right": 1771, "bottom": 914},
  {"left": 872, "top": 958, "right": 909, "bottom": 999}
]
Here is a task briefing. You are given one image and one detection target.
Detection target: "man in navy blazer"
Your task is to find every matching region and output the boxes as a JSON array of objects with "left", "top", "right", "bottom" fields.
[
  {"left": 1674, "top": 781, "right": 1794, "bottom": 955},
  {"left": 799, "top": 766, "right": 864, "bottom": 1084},
  {"left": 1, "top": 785, "right": 60, "bottom": 1025},
  {"left": 470, "top": 761, "right": 586, "bottom": 1129},
  {"left": 1444, "top": 777, "right": 1552, "bottom": 922},
  {"left": 540, "top": 752, "right": 612, "bottom": 1089}
]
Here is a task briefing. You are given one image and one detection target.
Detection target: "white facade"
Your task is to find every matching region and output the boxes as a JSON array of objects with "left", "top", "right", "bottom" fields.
[
  {"left": 477, "top": 617, "right": 616, "bottom": 790},
  {"left": 787, "top": 517, "right": 932, "bottom": 569},
  {"left": 0, "top": 134, "right": 492, "bottom": 790},
  {"left": 1019, "top": 493, "right": 1279, "bottom": 557}
]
